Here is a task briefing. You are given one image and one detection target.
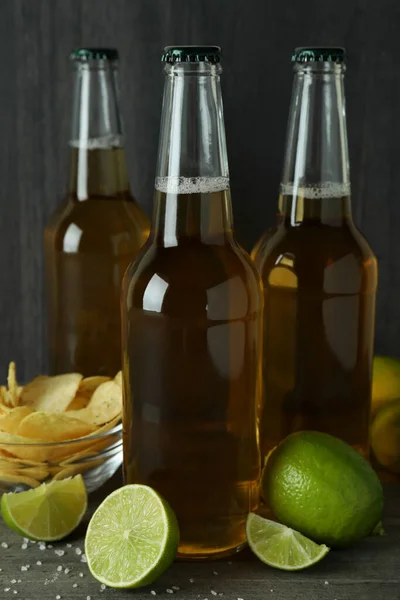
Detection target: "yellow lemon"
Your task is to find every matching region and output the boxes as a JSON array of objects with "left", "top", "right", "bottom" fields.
[
  {"left": 371, "top": 356, "right": 400, "bottom": 418},
  {"left": 371, "top": 399, "right": 400, "bottom": 474}
]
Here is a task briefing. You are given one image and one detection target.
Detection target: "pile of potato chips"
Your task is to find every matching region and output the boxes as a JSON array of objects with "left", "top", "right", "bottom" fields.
[{"left": 0, "top": 363, "right": 123, "bottom": 490}]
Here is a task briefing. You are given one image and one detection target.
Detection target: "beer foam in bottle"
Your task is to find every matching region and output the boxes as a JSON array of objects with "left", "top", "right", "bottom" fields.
[
  {"left": 69, "top": 134, "right": 123, "bottom": 149},
  {"left": 155, "top": 176, "right": 230, "bottom": 194},
  {"left": 280, "top": 182, "right": 351, "bottom": 198}
]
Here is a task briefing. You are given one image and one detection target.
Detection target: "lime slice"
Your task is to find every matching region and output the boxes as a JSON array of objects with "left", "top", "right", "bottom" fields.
[
  {"left": 1, "top": 475, "right": 87, "bottom": 541},
  {"left": 85, "top": 484, "right": 179, "bottom": 589},
  {"left": 246, "top": 513, "right": 330, "bottom": 571}
]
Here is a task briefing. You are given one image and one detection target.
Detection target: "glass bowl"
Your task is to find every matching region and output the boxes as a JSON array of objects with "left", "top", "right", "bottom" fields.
[{"left": 0, "top": 422, "right": 122, "bottom": 494}]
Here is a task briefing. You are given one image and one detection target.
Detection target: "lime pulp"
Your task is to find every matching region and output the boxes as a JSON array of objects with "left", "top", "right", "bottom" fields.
[{"left": 246, "top": 512, "right": 330, "bottom": 571}]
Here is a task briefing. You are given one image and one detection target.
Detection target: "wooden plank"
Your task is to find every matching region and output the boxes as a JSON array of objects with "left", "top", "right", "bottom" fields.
[{"left": 0, "top": 481, "right": 398, "bottom": 599}]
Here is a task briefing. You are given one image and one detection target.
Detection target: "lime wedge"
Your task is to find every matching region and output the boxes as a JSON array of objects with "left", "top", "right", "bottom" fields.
[
  {"left": 246, "top": 513, "right": 330, "bottom": 571},
  {"left": 85, "top": 484, "right": 179, "bottom": 589},
  {"left": 1, "top": 475, "right": 87, "bottom": 541}
]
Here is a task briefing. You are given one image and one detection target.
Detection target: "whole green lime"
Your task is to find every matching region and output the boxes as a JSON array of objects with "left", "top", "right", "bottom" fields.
[{"left": 262, "top": 431, "right": 383, "bottom": 548}]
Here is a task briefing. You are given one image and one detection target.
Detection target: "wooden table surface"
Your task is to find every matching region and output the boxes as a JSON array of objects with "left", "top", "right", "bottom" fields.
[{"left": 0, "top": 474, "right": 399, "bottom": 600}]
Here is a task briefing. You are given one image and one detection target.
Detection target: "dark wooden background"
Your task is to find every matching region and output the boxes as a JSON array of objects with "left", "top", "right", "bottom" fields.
[{"left": 0, "top": 0, "right": 399, "bottom": 381}]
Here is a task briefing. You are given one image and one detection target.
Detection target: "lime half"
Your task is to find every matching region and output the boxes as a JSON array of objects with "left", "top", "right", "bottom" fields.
[
  {"left": 1, "top": 475, "right": 87, "bottom": 541},
  {"left": 246, "top": 513, "right": 330, "bottom": 571},
  {"left": 85, "top": 484, "right": 179, "bottom": 589}
]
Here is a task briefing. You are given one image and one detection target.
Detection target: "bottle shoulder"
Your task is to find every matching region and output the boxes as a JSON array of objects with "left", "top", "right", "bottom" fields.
[
  {"left": 253, "top": 223, "right": 377, "bottom": 294},
  {"left": 45, "top": 195, "right": 150, "bottom": 255},
  {"left": 122, "top": 240, "right": 262, "bottom": 319}
]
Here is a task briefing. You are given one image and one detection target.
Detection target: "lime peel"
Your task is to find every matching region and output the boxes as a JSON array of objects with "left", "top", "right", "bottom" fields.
[
  {"left": 85, "top": 484, "right": 179, "bottom": 589},
  {"left": 1, "top": 475, "right": 87, "bottom": 541},
  {"left": 246, "top": 513, "right": 330, "bottom": 571}
]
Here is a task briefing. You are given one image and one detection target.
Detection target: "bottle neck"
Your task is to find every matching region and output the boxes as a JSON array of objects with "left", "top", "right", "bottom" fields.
[
  {"left": 68, "top": 60, "right": 130, "bottom": 200},
  {"left": 152, "top": 62, "right": 232, "bottom": 245},
  {"left": 280, "top": 62, "right": 352, "bottom": 226}
]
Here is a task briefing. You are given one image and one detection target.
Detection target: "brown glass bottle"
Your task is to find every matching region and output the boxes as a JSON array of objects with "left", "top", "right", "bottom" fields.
[
  {"left": 121, "top": 46, "right": 262, "bottom": 559},
  {"left": 44, "top": 48, "right": 150, "bottom": 377},
  {"left": 252, "top": 48, "right": 377, "bottom": 465}
]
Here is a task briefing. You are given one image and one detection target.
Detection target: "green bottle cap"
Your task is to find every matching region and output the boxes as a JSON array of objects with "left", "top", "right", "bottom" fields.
[
  {"left": 70, "top": 48, "right": 119, "bottom": 61},
  {"left": 292, "top": 47, "right": 346, "bottom": 64},
  {"left": 162, "top": 45, "right": 221, "bottom": 64}
]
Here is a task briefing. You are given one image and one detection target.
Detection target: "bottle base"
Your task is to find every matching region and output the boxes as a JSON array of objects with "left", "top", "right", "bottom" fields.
[{"left": 176, "top": 541, "right": 247, "bottom": 561}]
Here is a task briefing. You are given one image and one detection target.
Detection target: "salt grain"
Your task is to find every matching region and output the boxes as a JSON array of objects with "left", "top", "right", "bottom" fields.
[
  {"left": 4, "top": 588, "right": 10, "bottom": 592},
  {"left": 72, "top": 584, "right": 78, "bottom": 588},
  {"left": 66, "top": 544, "right": 72, "bottom": 548},
  {"left": 48, "top": 544, "right": 53, "bottom": 548},
  {"left": 81, "top": 554, "right": 87, "bottom": 563},
  {"left": 100, "top": 584, "right": 106, "bottom": 591},
  {"left": 20, "top": 567, "right": 27, "bottom": 572},
  {"left": 150, "top": 592, "right": 157, "bottom": 596},
  {"left": 324, "top": 581, "right": 329, "bottom": 585},
  {"left": 56, "top": 596, "right": 61, "bottom": 599},
  {"left": 213, "top": 571, "right": 218, "bottom": 575},
  {"left": 64, "top": 568, "right": 70, "bottom": 574},
  {"left": 87, "top": 596, "right": 91, "bottom": 600},
  {"left": 166, "top": 590, "right": 174, "bottom": 594},
  {"left": 1, "top": 542, "right": 8, "bottom": 548},
  {"left": 36, "top": 561, "right": 42, "bottom": 566},
  {"left": 57, "top": 566, "right": 63, "bottom": 572},
  {"left": 79, "top": 572, "right": 84, "bottom": 577},
  {"left": 189, "top": 578, "right": 195, "bottom": 583},
  {"left": 21, "top": 544, "right": 28, "bottom": 550},
  {"left": 75, "top": 548, "right": 82, "bottom": 555},
  {"left": 211, "top": 591, "right": 217, "bottom": 596},
  {"left": 11, "top": 580, "right": 16, "bottom": 584},
  {"left": 172, "top": 586, "right": 179, "bottom": 591},
  {"left": 17, "top": 581, "right": 21, "bottom": 584},
  {"left": 55, "top": 549, "right": 65, "bottom": 557},
  {"left": 13, "top": 592, "right": 17, "bottom": 595}
]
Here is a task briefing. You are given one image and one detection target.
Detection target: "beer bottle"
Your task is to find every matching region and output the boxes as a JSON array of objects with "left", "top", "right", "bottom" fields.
[
  {"left": 252, "top": 47, "right": 377, "bottom": 465},
  {"left": 121, "top": 46, "right": 262, "bottom": 559},
  {"left": 44, "top": 48, "right": 150, "bottom": 377}
]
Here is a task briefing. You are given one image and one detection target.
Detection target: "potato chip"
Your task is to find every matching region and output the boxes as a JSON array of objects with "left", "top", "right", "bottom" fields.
[
  {"left": 71, "top": 380, "right": 122, "bottom": 426},
  {"left": 0, "top": 406, "right": 35, "bottom": 434},
  {"left": 78, "top": 376, "right": 110, "bottom": 399},
  {"left": 114, "top": 371, "right": 122, "bottom": 388},
  {"left": 21, "top": 373, "right": 83, "bottom": 413},
  {"left": 19, "top": 466, "right": 49, "bottom": 481},
  {"left": 53, "top": 457, "right": 105, "bottom": 480},
  {"left": 0, "top": 386, "right": 11, "bottom": 409},
  {"left": 7, "top": 362, "right": 19, "bottom": 407},
  {"left": 0, "top": 431, "right": 51, "bottom": 463},
  {"left": 0, "top": 461, "right": 18, "bottom": 474},
  {"left": 0, "top": 473, "right": 40, "bottom": 488},
  {"left": 0, "top": 454, "right": 44, "bottom": 466},
  {"left": 59, "top": 449, "right": 100, "bottom": 465},
  {"left": 17, "top": 411, "right": 97, "bottom": 442},
  {"left": 67, "top": 395, "right": 90, "bottom": 411}
]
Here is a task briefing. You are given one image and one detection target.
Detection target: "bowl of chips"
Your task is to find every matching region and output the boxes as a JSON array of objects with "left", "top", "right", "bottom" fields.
[{"left": 0, "top": 363, "right": 123, "bottom": 493}]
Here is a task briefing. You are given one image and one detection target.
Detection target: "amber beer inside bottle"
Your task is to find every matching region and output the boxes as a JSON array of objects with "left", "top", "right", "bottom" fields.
[
  {"left": 252, "top": 48, "right": 377, "bottom": 465},
  {"left": 122, "top": 47, "right": 262, "bottom": 559},
  {"left": 44, "top": 48, "right": 149, "bottom": 376}
]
